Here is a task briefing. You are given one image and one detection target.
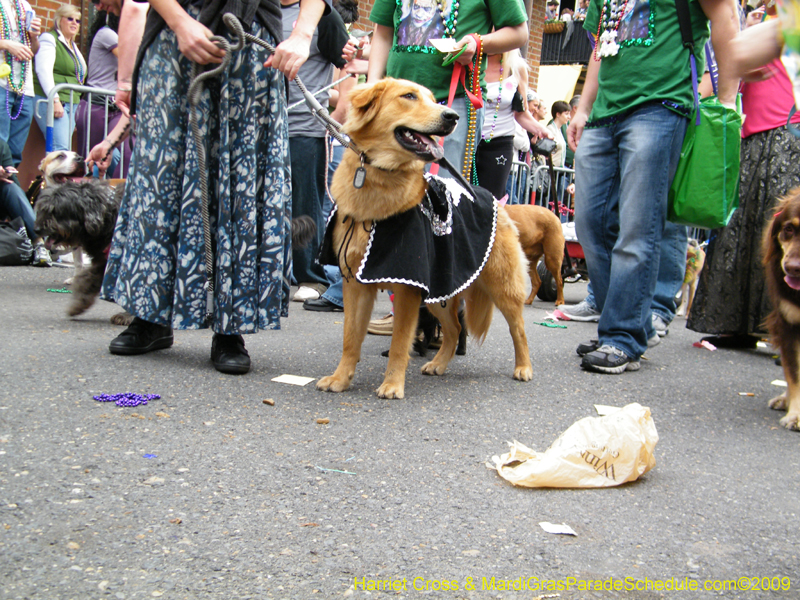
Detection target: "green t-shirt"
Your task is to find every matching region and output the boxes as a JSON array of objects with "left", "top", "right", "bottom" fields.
[
  {"left": 583, "top": 0, "right": 709, "bottom": 124},
  {"left": 369, "top": 0, "right": 528, "bottom": 102}
]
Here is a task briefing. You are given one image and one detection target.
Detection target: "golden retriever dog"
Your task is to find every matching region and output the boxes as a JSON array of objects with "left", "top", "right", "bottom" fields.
[
  {"left": 675, "top": 239, "right": 706, "bottom": 318},
  {"left": 503, "top": 204, "right": 565, "bottom": 306},
  {"left": 317, "top": 79, "right": 532, "bottom": 399},
  {"left": 762, "top": 188, "right": 800, "bottom": 430}
]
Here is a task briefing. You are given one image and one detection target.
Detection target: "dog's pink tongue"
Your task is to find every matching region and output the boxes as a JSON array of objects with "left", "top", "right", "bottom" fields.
[
  {"left": 427, "top": 138, "right": 444, "bottom": 161},
  {"left": 785, "top": 275, "right": 800, "bottom": 290}
]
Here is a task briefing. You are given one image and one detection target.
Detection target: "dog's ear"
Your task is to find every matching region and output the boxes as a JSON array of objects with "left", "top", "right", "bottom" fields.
[
  {"left": 343, "top": 80, "right": 391, "bottom": 133},
  {"left": 764, "top": 194, "right": 795, "bottom": 267}
]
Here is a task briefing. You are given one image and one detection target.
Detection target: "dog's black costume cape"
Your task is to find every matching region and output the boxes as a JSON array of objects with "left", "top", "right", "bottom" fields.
[{"left": 320, "top": 174, "right": 498, "bottom": 304}]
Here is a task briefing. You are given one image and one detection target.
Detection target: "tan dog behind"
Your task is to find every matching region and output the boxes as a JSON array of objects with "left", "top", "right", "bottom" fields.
[
  {"left": 762, "top": 188, "right": 800, "bottom": 430},
  {"left": 675, "top": 239, "right": 705, "bottom": 318},
  {"left": 317, "top": 79, "right": 532, "bottom": 399},
  {"left": 503, "top": 204, "right": 565, "bottom": 306}
]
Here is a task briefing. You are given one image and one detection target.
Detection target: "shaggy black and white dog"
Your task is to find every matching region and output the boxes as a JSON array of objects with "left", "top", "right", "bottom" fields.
[
  {"left": 35, "top": 179, "right": 129, "bottom": 323},
  {"left": 35, "top": 152, "right": 317, "bottom": 324}
]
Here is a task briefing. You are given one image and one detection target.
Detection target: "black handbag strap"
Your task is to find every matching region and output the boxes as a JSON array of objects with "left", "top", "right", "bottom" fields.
[{"left": 674, "top": 0, "right": 701, "bottom": 124}]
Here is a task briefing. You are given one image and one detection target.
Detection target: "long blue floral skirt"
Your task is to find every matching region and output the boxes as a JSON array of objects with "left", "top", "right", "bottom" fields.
[{"left": 101, "top": 18, "right": 292, "bottom": 334}]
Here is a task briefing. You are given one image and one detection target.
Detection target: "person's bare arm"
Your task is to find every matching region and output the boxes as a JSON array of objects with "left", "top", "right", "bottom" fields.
[
  {"left": 567, "top": 51, "right": 599, "bottom": 151},
  {"left": 367, "top": 23, "right": 392, "bottom": 83},
  {"left": 731, "top": 18, "right": 782, "bottom": 78},
  {"left": 330, "top": 71, "right": 356, "bottom": 123},
  {"left": 114, "top": 0, "right": 148, "bottom": 117},
  {"left": 451, "top": 23, "right": 529, "bottom": 66},
  {"left": 266, "top": 0, "right": 326, "bottom": 79},
  {"left": 515, "top": 109, "right": 553, "bottom": 139},
  {"left": 698, "top": 0, "right": 740, "bottom": 106}
]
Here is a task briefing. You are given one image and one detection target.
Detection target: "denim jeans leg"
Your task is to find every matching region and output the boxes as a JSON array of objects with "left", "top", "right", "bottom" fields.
[
  {"left": 651, "top": 221, "right": 688, "bottom": 326},
  {"left": 321, "top": 264, "right": 343, "bottom": 307},
  {"left": 324, "top": 141, "right": 345, "bottom": 220},
  {"left": 1, "top": 91, "right": 35, "bottom": 166},
  {"left": 289, "top": 135, "right": 328, "bottom": 288},
  {"left": 33, "top": 96, "right": 76, "bottom": 152},
  {"left": 575, "top": 105, "right": 687, "bottom": 359},
  {"left": 574, "top": 125, "right": 619, "bottom": 320},
  {"left": 0, "top": 181, "right": 37, "bottom": 240}
]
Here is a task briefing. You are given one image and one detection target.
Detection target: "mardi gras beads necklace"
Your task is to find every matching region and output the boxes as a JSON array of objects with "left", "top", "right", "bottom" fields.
[
  {"left": 0, "top": 0, "right": 31, "bottom": 119},
  {"left": 435, "top": 0, "right": 459, "bottom": 38},
  {"left": 67, "top": 37, "right": 84, "bottom": 84},
  {"left": 595, "top": 0, "right": 630, "bottom": 59},
  {"left": 464, "top": 33, "right": 482, "bottom": 180},
  {"left": 482, "top": 55, "right": 503, "bottom": 143}
]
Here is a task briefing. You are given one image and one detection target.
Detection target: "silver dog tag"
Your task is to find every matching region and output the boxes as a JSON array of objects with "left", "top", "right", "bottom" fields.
[{"left": 353, "top": 166, "right": 366, "bottom": 189}]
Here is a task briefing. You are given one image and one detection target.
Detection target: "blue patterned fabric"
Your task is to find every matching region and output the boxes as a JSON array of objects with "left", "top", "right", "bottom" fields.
[{"left": 101, "top": 16, "right": 292, "bottom": 334}]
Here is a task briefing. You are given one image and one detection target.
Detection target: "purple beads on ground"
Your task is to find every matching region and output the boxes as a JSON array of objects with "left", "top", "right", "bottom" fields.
[{"left": 93, "top": 393, "right": 161, "bottom": 407}]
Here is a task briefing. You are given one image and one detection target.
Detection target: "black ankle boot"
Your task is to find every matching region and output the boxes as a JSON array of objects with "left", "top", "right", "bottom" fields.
[
  {"left": 109, "top": 317, "right": 173, "bottom": 355},
  {"left": 210, "top": 334, "right": 250, "bottom": 375}
]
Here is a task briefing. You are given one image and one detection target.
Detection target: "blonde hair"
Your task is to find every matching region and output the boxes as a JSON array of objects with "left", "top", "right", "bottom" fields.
[
  {"left": 54, "top": 4, "right": 81, "bottom": 31},
  {"left": 502, "top": 48, "right": 531, "bottom": 111},
  {"left": 502, "top": 49, "right": 530, "bottom": 81}
]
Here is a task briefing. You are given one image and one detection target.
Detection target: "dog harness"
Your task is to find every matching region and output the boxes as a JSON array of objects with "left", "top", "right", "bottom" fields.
[{"left": 320, "top": 174, "right": 498, "bottom": 304}]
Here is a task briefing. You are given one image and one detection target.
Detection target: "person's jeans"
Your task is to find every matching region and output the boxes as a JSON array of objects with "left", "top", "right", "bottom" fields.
[
  {"left": 289, "top": 135, "right": 328, "bottom": 288},
  {"left": 584, "top": 220, "right": 688, "bottom": 328},
  {"left": 33, "top": 95, "right": 78, "bottom": 152},
  {"left": 0, "top": 89, "right": 35, "bottom": 166},
  {"left": 574, "top": 103, "right": 687, "bottom": 359},
  {"left": 0, "top": 180, "right": 37, "bottom": 241},
  {"left": 652, "top": 221, "right": 688, "bottom": 323}
]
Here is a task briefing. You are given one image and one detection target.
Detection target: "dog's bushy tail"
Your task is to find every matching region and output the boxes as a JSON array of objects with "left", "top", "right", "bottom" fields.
[
  {"left": 291, "top": 215, "right": 317, "bottom": 249},
  {"left": 465, "top": 284, "right": 494, "bottom": 345}
]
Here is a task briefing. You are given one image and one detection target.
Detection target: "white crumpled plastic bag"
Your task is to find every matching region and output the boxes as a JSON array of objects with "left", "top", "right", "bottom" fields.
[{"left": 490, "top": 403, "right": 658, "bottom": 488}]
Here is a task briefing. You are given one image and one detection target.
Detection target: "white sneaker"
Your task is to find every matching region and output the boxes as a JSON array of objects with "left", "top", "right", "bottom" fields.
[
  {"left": 557, "top": 299, "right": 600, "bottom": 322},
  {"left": 652, "top": 313, "right": 669, "bottom": 337},
  {"left": 292, "top": 286, "right": 321, "bottom": 302}
]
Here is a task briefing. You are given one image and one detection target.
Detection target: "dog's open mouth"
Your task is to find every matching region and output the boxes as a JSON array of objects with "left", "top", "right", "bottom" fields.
[
  {"left": 52, "top": 162, "right": 87, "bottom": 184},
  {"left": 395, "top": 127, "right": 447, "bottom": 161}
]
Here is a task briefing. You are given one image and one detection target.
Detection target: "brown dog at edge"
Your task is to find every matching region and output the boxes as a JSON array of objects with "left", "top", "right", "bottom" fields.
[
  {"left": 762, "top": 188, "right": 800, "bottom": 430},
  {"left": 503, "top": 204, "right": 565, "bottom": 306},
  {"left": 317, "top": 79, "right": 533, "bottom": 399}
]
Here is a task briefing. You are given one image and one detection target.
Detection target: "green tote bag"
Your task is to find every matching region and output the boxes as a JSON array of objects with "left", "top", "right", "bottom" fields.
[{"left": 668, "top": 95, "right": 742, "bottom": 229}]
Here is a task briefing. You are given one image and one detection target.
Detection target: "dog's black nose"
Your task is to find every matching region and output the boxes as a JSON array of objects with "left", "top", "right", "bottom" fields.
[{"left": 442, "top": 109, "right": 459, "bottom": 123}]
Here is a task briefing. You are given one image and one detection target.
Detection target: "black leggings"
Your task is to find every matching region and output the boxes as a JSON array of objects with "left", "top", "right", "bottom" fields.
[{"left": 475, "top": 135, "right": 515, "bottom": 199}]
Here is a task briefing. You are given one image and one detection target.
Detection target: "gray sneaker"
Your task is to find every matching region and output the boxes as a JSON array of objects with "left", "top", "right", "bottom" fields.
[
  {"left": 652, "top": 313, "right": 669, "bottom": 337},
  {"left": 558, "top": 299, "right": 600, "bottom": 322},
  {"left": 581, "top": 344, "right": 640, "bottom": 374}
]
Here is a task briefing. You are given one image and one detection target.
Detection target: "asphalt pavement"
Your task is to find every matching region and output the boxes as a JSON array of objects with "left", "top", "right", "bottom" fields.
[{"left": 1, "top": 264, "right": 798, "bottom": 600}]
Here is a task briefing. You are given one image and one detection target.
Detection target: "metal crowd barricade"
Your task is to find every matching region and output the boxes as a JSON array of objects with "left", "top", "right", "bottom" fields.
[
  {"left": 506, "top": 160, "right": 530, "bottom": 205},
  {"left": 526, "top": 163, "right": 576, "bottom": 221},
  {"left": 37, "top": 82, "right": 126, "bottom": 177}
]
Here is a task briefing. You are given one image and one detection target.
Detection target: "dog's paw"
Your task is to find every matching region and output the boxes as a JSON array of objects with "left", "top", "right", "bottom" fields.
[
  {"left": 779, "top": 411, "right": 800, "bottom": 431},
  {"left": 513, "top": 365, "right": 534, "bottom": 382},
  {"left": 421, "top": 361, "right": 447, "bottom": 376},
  {"left": 110, "top": 311, "right": 134, "bottom": 326},
  {"left": 769, "top": 393, "right": 788, "bottom": 410},
  {"left": 317, "top": 375, "right": 350, "bottom": 393},
  {"left": 376, "top": 382, "right": 404, "bottom": 399}
]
